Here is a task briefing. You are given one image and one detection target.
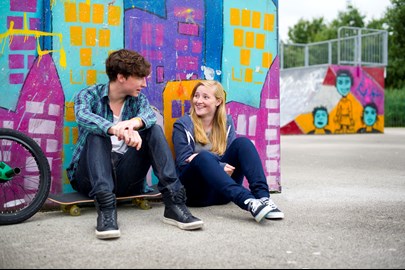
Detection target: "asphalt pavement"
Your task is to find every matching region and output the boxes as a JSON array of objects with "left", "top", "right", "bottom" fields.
[{"left": 1, "top": 128, "right": 404, "bottom": 269}]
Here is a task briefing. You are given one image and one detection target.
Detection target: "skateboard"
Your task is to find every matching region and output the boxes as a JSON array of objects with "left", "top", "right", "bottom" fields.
[{"left": 48, "top": 185, "right": 162, "bottom": 216}]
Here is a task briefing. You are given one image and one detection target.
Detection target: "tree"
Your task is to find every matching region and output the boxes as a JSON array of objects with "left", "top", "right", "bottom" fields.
[
  {"left": 287, "top": 5, "right": 365, "bottom": 44},
  {"left": 384, "top": 0, "right": 405, "bottom": 88},
  {"left": 287, "top": 18, "right": 326, "bottom": 44}
]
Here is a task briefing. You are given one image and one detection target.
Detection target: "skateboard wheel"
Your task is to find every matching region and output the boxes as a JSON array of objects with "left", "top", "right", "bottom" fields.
[
  {"left": 69, "top": 205, "right": 81, "bottom": 216},
  {"left": 133, "top": 198, "right": 151, "bottom": 210}
]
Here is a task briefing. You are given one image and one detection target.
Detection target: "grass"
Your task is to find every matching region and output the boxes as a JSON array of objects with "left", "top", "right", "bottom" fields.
[{"left": 385, "top": 88, "right": 405, "bottom": 127}]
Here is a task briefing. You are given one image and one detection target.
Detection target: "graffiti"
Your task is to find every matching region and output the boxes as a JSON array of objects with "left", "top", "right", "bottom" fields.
[
  {"left": 356, "top": 74, "right": 383, "bottom": 103},
  {"left": 0, "top": 13, "right": 66, "bottom": 68},
  {"left": 308, "top": 106, "right": 332, "bottom": 135},
  {"left": 1, "top": 0, "right": 281, "bottom": 195},
  {"left": 357, "top": 102, "right": 382, "bottom": 134},
  {"left": 281, "top": 65, "right": 385, "bottom": 135}
]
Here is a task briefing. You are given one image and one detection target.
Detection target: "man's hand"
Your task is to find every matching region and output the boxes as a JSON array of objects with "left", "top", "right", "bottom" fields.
[
  {"left": 108, "top": 119, "right": 143, "bottom": 150},
  {"left": 112, "top": 118, "right": 142, "bottom": 134},
  {"left": 119, "top": 129, "right": 142, "bottom": 150}
]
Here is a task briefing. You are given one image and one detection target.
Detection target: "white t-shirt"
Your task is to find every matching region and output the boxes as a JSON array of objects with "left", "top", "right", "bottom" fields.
[{"left": 111, "top": 107, "right": 128, "bottom": 155}]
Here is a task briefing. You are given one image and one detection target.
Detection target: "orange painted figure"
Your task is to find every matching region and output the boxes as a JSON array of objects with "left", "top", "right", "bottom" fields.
[{"left": 334, "top": 70, "right": 355, "bottom": 134}]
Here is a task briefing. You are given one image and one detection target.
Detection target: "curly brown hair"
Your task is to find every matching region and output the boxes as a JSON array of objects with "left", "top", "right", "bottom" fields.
[{"left": 105, "top": 49, "right": 151, "bottom": 81}]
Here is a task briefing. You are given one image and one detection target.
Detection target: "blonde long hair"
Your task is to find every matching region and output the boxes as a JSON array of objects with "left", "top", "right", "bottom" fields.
[{"left": 189, "top": 80, "right": 228, "bottom": 155}]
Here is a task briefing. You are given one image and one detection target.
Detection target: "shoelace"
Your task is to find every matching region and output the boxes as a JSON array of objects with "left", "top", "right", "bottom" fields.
[
  {"left": 261, "top": 198, "right": 278, "bottom": 210},
  {"left": 248, "top": 200, "right": 261, "bottom": 212},
  {"left": 177, "top": 203, "right": 192, "bottom": 217},
  {"left": 101, "top": 209, "right": 115, "bottom": 226},
  {"left": 171, "top": 188, "right": 187, "bottom": 204}
]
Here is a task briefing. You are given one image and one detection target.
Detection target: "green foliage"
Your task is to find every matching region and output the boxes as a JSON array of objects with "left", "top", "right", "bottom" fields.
[
  {"left": 384, "top": 0, "right": 405, "bottom": 88},
  {"left": 287, "top": 18, "right": 326, "bottom": 44},
  {"left": 333, "top": 5, "right": 366, "bottom": 28},
  {"left": 287, "top": 5, "right": 366, "bottom": 43},
  {"left": 385, "top": 88, "right": 405, "bottom": 127},
  {"left": 366, "top": 18, "right": 386, "bottom": 30}
]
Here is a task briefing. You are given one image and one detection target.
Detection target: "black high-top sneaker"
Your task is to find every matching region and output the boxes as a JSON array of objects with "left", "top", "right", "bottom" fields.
[
  {"left": 162, "top": 187, "right": 204, "bottom": 230},
  {"left": 94, "top": 191, "right": 121, "bottom": 239}
]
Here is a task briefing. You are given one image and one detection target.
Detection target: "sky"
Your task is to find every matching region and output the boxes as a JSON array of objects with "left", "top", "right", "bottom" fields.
[{"left": 278, "top": 0, "right": 392, "bottom": 42}]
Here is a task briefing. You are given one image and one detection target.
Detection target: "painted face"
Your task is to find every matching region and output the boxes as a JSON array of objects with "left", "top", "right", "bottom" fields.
[
  {"left": 121, "top": 75, "right": 147, "bottom": 97},
  {"left": 314, "top": 109, "right": 328, "bottom": 129},
  {"left": 336, "top": 74, "right": 352, "bottom": 97},
  {"left": 192, "top": 84, "right": 221, "bottom": 119},
  {"left": 364, "top": 106, "right": 377, "bottom": 126}
]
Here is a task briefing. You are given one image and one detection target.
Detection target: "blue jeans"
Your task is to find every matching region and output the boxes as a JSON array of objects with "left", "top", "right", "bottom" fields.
[
  {"left": 179, "top": 137, "right": 270, "bottom": 210},
  {"left": 75, "top": 124, "right": 182, "bottom": 198}
]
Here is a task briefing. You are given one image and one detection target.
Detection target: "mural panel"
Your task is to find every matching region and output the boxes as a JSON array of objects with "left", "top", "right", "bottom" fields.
[
  {"left": 280, "top": 65, "right": 385, "bottom": 135},
  {"left": 0, "top": 0, "right": 281, "bottom": 196}
]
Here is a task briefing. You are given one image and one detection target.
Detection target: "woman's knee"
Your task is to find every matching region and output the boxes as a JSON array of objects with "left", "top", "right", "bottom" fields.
[
  {"left": 194, "top": 151, "right": 218, "bottom": 163},
  {"left": 230, "top": 137, "right": 253, "bottom": 150},
  {"left": 186, "top": 151, "right": 219, "bottom": 173}
]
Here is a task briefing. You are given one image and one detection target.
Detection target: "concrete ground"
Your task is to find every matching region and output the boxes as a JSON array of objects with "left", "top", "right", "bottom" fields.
[{"left": 1, "top": 128, "right": 404, "bottom": 269}]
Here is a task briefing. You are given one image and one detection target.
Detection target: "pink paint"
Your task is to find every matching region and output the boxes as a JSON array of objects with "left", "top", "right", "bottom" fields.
[
  {"left": 9, "top": 54, "right": 25, "bottom": 69},
  {"left": 176, "top": 39, "right": 189, "bottom": 51},
  {"left": 29, "top": 18, "right": 40, "bottom": 30},
  {"left": 156, "top": 66, "right": 164, "bottom": 83},
  {"left": 9, "top": 73, "right": 24, "bottom": 84},
  {"left": 0, "top": 54, "right": 65, "bottom": 194},
  {"left": 141, "top": 23, "right": 152, "bottom": 45},
  {"left": 177, "top": 56, "right": 198, "bottom": 70},
  {"left": 227, "top": 56, "right": 281, "bottom": 191},
  {"left": 178, "top": 22, "right": 199, "bottom": 36},
  {"left": 9, "top": 36, "right": 36, "bottom": 50},
  {"left": 7, "top": 16, "right": 23, "bottom": 28},
  {"left": 155, "top": 24, "right": 164, "bottom": 46},
  {"left": 192, "top": 40, "right": 202, "bottom": 53}
]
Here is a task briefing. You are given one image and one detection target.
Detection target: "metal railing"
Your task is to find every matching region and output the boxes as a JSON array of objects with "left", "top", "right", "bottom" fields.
[{"left": 280, "top": 27, "right": 388, "bottom": 70}]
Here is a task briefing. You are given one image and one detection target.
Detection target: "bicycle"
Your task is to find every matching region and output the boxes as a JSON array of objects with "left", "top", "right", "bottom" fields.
[{"left": 0, "top": 128, "right": 51, "bottom": 225}]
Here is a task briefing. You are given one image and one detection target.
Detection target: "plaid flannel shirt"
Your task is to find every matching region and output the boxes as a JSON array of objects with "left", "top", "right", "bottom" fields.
[{"left": 66, "top": 83, "right": 157, "bottom": 182}]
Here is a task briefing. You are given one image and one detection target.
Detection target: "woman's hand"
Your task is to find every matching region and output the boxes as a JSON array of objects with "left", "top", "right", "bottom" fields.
[
  {"left": 186, "top": 153, "right": 199, "bottom": 163},
  {"left": 224, "top": 163, "right": 235, "bottom": 176}
]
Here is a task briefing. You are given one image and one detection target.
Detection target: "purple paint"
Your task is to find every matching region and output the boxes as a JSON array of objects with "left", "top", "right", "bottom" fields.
[{"left": 10, "top": 0, "right": 37, "bottom": 12}]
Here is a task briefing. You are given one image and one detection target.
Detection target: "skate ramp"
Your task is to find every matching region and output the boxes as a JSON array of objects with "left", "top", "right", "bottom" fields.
[{"left": 280, "top": 65, "right": 385, "bottom": 135}]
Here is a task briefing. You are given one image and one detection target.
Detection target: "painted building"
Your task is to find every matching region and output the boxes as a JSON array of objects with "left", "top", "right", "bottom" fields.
[{"left": 0, "top": 0, "right": 281, "bottom": 199}]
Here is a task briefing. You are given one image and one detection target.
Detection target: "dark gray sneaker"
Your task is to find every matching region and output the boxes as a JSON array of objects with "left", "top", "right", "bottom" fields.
[
  {"left": 94, "top": 192, "right": 121, "bottom": 239},
  {"left": 162, "top": 187, "right": 204, "bottom": 230},
  {"left": 163, "top": 204, "right": 204, "bottom": 230},
  {"left": 244, "top": 198, "right": 273, "bottom": 222}
]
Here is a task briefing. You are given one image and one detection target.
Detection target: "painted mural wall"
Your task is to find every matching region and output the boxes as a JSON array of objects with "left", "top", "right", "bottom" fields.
[
  {"left": 280, "top": 65, "right": 384, "bottom": 135},
  {"left": 0, "top": 0, "right": 281, "bottom": 195}
]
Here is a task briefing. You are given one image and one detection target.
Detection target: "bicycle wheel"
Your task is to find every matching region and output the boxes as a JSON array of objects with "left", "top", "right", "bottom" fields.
[{"left": 0, "top": 128, "right": 51, "bottom": 225}]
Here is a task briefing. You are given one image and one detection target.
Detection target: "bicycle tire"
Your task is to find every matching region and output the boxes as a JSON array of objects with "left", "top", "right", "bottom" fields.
[{"left": 0, "top": 128, "right": 51, "bottom": 225}]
